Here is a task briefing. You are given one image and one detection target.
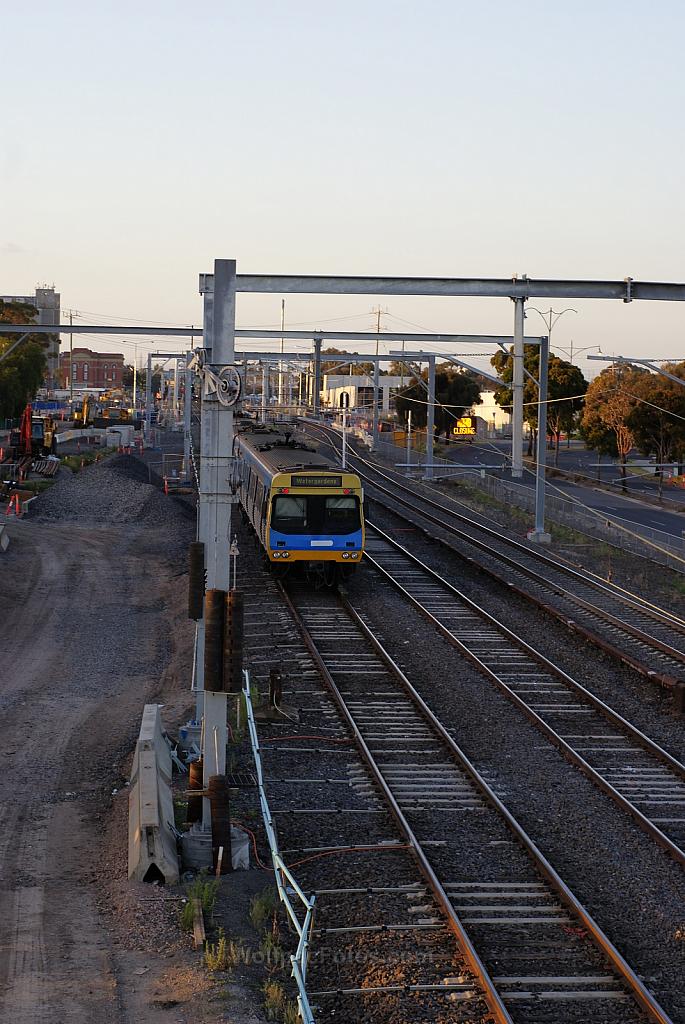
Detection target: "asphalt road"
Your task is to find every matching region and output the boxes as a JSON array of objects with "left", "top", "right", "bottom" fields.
[{"left": 435, "top": 436, "right": 685, "bottom": 542}]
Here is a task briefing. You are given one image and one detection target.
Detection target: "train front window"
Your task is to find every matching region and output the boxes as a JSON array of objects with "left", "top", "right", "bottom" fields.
[
  {"left": 323, "top": 496, "right": 359, "bottom": 533},
  {"left": 272, "top": 495, "right": 307, "bottom": 532},
  {"left": 271, "top": 494, "right": 361, "bottom": 535}
]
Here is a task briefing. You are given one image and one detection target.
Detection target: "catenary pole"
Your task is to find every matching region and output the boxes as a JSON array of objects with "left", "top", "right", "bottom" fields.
[
  {"left": 183, "top": 351, "right": 192, "bottom": 478},
  {"left": 530, "top": 334, "right": 550, "bottom": 543},
  {"left": 197, "top": 259, "right": 237, "bottom": 828},
  {"left": 313, "top": 337, "right": 322, "bottom": 416},
  {"left": 261, "top": 361, "right": 269, "bottom": 420},
  {"left": 512, "top": 297, "right": 525, "bottom": 478},
  {"left": 69, "top": 311, "right": 73, "bottom": 404},
  {"left": 145, "top": 353, "right": 153, "bottom": 434},
  {"left": 425, "top": 354, "right": 436, "bottom": 480}
]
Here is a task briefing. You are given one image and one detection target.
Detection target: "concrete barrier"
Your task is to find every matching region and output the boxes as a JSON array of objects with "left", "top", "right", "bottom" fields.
[
  {"left": 128, "top": 704, "right": 180, "bottom": 884},
  {"left": 55, "top": 428, "right": 105, "bottom": 445}
]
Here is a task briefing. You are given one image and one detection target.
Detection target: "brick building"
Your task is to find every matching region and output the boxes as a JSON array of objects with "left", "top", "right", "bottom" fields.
[{"left": 58, "top": 347, "right": 125, "bottom": 390}]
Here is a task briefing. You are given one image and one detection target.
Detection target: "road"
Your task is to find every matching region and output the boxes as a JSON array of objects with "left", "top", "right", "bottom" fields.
[{"left": 437, "top": 436, "right": 685, "bottom": 542}]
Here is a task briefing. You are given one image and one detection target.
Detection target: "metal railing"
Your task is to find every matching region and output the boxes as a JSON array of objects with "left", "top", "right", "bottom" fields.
[{"left": 243, "top": 671, "right": 316, "bottom": 1024}]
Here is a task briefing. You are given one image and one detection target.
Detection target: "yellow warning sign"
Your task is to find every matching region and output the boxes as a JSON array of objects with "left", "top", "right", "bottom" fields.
[{"left": 452, "top": 416, "right": 476, "bottom": 436}]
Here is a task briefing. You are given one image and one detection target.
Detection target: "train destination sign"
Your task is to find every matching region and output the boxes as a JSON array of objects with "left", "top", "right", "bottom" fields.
[
  {"left": 452, "top": 416, "right": 476, "bottom": 436},
  {"left": 291, "top": 474, "right": 343, "bottom": 487}
]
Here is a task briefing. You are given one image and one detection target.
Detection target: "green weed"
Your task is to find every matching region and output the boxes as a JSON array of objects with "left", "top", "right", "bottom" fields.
[
  {"left": 250, "top": 888, "right": 279, "bottom": 931},
  {"left": 179, "top": 876, "right": 219, "bottom": 932},
  {"left": 204, "top": 930, "right": 247, "bottom": 971}
]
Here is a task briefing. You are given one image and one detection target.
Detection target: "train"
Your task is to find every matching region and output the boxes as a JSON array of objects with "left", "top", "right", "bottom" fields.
[{"left": 234, "top": 425, "right": 365, "bottom": 581}]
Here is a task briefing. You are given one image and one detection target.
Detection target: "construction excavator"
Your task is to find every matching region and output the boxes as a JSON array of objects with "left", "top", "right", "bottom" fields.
[{"left": 12, "top": 404, "right": 57, "bottom": 456}]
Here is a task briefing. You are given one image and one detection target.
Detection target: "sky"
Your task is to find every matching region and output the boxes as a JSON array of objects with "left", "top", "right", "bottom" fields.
[{"left": 1, "top": 0, "right": 684, "bottom": 376}]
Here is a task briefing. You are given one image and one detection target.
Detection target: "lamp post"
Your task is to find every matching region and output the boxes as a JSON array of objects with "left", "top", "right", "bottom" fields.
[{"left": 526, "top": 306, "right": 578, "bottom": 352}]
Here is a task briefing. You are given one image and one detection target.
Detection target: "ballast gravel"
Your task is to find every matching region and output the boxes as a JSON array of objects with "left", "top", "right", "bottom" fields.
[{"left": 349, "top": 555, "right": 685, "bottom": 1021}]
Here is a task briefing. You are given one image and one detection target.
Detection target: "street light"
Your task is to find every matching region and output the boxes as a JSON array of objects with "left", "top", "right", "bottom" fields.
[{"left": 527, "top": 306, "right": 578, "bottom": 355}]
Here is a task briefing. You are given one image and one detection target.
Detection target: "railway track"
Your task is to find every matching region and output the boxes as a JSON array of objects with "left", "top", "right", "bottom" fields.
[
  {"left": 238, "top": 570, "right": 499, "bottom": 1021},
  {"left": 364, "top": 521, "right": 685, "bottom": 864},
  {"left": 278, "top": 580, "right": 673, "bottom": 1023},
  {"left": 305, "top": 421, "right": 685, "bottom": 695}
]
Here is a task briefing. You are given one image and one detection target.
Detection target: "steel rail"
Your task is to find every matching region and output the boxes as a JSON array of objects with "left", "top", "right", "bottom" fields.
[
  {"left": 276, "top": 581, "right": 514, "bottom": 1024},
  {"left": 364, "top": 521, "right": 685, "bottom": 866},
  {"left": 280, "top": 581, "right": 674, "bottom": 1023},
  {"left": 305, "top": 422, "right": 685, "bottom": 689},
  {"left": 340, "top": 596, "right": 674, "bottom": 1024},
  {"left": 307, "top": 419, "right": 685, "bottom": 633}
]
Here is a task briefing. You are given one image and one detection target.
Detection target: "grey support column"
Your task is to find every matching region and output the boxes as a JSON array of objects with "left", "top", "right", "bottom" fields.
[
  {"left": 313, "top": 337, "right": 322, "bottom": 417},
  {"left": 183, "top": 351, "right": 192, "bottom": 478},
  {"left": 197, "top": 259, "right": 237, "bottom": 825},
  {"left": 529, "top": 334, "right": 551, "bottom": 543},
  {"left": 372, "top": 358, "right": 380, "bottom": 450},
  {"left": 261, "top": 362, "right": 268, "bottom": 421},
  {"left": 145, "top": 353, "right": 153, "bottom": 434},
  {"left": 512, "top": 297, "right": 525, "bottom": 478},
  {"left": 425, "top": 355, "right": 435, "bottom": 480}
]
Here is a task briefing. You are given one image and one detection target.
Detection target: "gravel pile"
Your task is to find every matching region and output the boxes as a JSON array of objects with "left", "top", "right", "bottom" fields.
[{"left": 31, "top": 453, "right": 195, "bottom": 547}]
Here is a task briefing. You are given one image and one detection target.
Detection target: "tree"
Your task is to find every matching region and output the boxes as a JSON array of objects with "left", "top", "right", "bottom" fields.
[
  {"left": 0, "top": 301, "right": 48, "bottom": 420},
  {"left": 625, "top": 367, "right": 685, "bottom": 497},
  {"left": 544, "top": 359, "right": 588, "bottom": 466},
  {"left": 580, "top": 364, "right": 648, "bottom": 491},
  {"left": 490, "top": 345, "right": 542, "bottom": 455},
  {"left": 123, "top": 364, "right": 161, "bottom": 394},
  {"left": 394, "top": 366, "right": 481, "bottom": 438},
  {"left": 320, "top": 348, "right": 375, "bottom": 377}
]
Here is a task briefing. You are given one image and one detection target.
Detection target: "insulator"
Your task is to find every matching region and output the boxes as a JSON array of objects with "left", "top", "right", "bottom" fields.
[
  {"left": 204, "top": 589, "right": 225, "bottom": 692},
  {"left": 188, "top": 541, "right": 205, "bottom": 620},
  {"left": 223, "top": 590, "right": 244, "bottom": 693}
]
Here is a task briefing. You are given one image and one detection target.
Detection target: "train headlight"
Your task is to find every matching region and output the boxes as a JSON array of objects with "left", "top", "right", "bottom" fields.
[
  {"left": 350, "top": 552, "right": 358, "bottom": 559},
  {"left": 342, "top": 551, "right": 350, "bottom": 559},
  {"left": 281, "top": 551, "right": 290, "bottom": 558},
  {"left": 273, "top": 551, "right": 281, "bottom": 558}
]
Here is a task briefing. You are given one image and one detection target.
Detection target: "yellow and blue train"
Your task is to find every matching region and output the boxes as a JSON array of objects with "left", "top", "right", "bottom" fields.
[{"left": 234, "top": 427, "right": 365, "bottom": 580}]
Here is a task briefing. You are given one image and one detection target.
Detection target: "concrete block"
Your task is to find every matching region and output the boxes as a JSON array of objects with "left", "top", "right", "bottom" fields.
[{"left": 128, "top": 704, "right": 179, "bottom": 884}]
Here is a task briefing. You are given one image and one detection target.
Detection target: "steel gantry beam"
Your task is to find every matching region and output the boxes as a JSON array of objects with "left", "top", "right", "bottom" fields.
[
  {"left": 202, "top": 273, "right": 685, "bottom": 302},
  {"left": 587, "top": 354, "right": 685, "bottom": 388}
]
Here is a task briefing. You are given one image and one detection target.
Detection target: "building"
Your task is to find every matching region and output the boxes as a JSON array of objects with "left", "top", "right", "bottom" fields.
[
  {"left": 470, "top": 390, "right": 511, "bottom": 434},
  {"left": 57, "top": 347, "right": 125, "bottom": 391},
  {"left": 0, "top": 285, "right": 60, "bottom": 379},
  {"left": 322, "top": 374, "right": 406, "bottom": 414}
]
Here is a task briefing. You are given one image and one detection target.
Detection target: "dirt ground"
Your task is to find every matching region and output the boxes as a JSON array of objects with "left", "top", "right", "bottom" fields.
[{"left": 0, "top": 459, "right": 262, "bottom": 1024}]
